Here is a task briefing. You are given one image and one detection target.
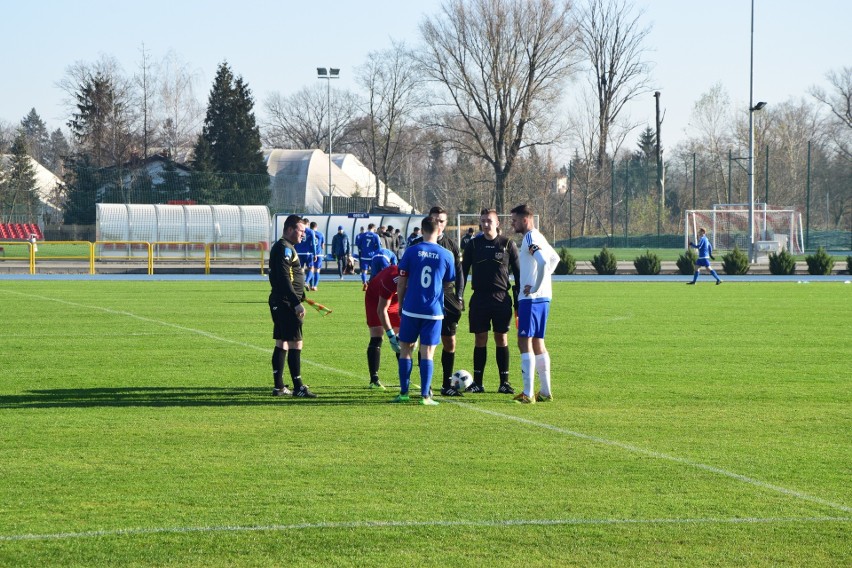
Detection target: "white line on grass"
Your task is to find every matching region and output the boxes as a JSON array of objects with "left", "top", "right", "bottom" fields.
[
  {"left": 1, "top": 516, "right": 849, "bottom": 542},
  {"left": 446, "top": 402, "right": 852, "bottom": 514},
  {"left": 4, "top": 289, "right": 850, "bottom": 517},
  {"left": 0, "top": 289, "right": 363, "bottom": 380}
]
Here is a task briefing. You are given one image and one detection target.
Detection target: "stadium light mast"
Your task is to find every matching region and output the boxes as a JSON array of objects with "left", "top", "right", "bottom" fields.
[
  {"left": 747, "top": 0, "right": 766, "bottom": 263},
  {"left": 317, "top": 67, "right": 340, "bottom": 214}
]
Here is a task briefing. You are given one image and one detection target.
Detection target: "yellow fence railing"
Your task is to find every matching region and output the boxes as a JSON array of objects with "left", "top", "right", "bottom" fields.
[{"left": 0, "top": 241, "right": 268, "bottom": 275}]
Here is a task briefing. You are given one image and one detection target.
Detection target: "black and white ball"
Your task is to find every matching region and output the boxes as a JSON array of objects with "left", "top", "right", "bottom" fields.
[{"left": 450, "top": 370, "right": 473, "bottom": 391}]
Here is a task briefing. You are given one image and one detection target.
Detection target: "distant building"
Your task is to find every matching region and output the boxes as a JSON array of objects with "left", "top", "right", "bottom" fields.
[
  {"left": 0, "top": 154, "right": 64, "bottom": 223},
  {"left": 265, "top": 149, "right": 415, "bottom": 214}
]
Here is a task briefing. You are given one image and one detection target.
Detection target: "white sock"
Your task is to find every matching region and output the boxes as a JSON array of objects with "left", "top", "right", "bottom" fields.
[
  {"left": 520, "top": 352, "right": 533, "bottom": 396},
  {"left": 535, "top": 352, "right": 551, "bottom": 396}
]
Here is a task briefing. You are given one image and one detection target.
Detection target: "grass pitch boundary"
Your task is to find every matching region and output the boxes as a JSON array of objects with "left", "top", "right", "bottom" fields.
[{"left": 3, "top": 287, "right": 849, "bottom": 526}]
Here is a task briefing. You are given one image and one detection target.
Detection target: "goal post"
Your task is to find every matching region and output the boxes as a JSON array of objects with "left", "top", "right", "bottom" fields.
[{"left": 684, "top": 205, "right": 804, "bottom": 254}]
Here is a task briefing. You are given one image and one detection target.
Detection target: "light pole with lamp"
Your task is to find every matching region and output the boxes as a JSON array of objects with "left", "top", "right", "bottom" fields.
[
  {"left": 317, "top": 67, "right": 339, "bottom": 214},
  {"left": 746, "top": 0, "right": 766, "bottom": 263}
]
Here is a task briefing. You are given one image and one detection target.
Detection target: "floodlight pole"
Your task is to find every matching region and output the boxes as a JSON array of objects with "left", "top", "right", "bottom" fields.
[
  {"left": 746, "top": 0, "right": 765, "bottom": 264},
  {"left": 317, "top": 67, "right": 340, "bottom": 214}
]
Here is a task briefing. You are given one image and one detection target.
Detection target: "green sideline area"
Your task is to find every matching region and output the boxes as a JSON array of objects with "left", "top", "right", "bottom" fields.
[{"left": 0, "top": 281, "right": 849, "bottom": 567}]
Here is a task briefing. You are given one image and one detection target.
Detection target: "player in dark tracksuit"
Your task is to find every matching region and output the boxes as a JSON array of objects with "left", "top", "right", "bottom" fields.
[
  {"left": 461, "top": 208, "right": 521, "bottom": 394},
  {"left": 268, "top": 214, "right": 316, "bottom": 398}
]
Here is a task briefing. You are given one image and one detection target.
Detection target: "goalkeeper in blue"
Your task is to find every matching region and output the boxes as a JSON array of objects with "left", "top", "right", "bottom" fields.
[
  {"left": 688, "top": 227, "right": 722, "bottom": 285},
  {"left": 393, "top": 216, "right": 456, "bottom": 406}
]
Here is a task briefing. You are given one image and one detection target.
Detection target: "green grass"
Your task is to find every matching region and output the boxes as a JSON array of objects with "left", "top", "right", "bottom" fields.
[{"left": 0, "top": 280, "right": 849, "bottom": 567}]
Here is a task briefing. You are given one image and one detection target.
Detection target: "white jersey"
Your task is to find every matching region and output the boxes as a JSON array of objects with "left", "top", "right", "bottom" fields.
[{"left": 519, "top": 229, "right": 559, "bottom": 302}]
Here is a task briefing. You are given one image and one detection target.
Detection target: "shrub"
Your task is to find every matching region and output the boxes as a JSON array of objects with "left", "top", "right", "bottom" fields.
[
  {"left": 591, "top": 246, "right": 618, "bottom": 275},
  {"left": 676, "top": 248, "right": 697, "bottom": 275},
  {"left": 805, "top": 247, "right": 835, "bottom": 275},
  {"left": 553, "top": 247, "right": 576, "bottom": 275},
  {"left": 633, "top": 250, "right": 661, "bottom": 275},
  {"left": 721, "top": 245, "right": 750, "bottom": 275},
  {"left": 768, "top": 248, "right": 796, "bottom": 275},
  {"left": 847, "top": 255, "right": 852, "bottom": 275}
]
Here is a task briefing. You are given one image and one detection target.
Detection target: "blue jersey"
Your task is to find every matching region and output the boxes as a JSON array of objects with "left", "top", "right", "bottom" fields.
[
  {"left": 370, "top": 247, "right": 398, "bottom": 275},
  {"left": 295, "top": 227, "right": 316, "bottom": 258},
  {"left": 313, "top": 230, "right": 325, "bottom": 256},
  {"left": 398, "top": 242, "right": 456, "bottom": 320},
  {"left": 356, "top": 231, "right": 382, "bottom": 259},
  {"left": 692, "top": 235, "right": 712, "bottom": 260}
]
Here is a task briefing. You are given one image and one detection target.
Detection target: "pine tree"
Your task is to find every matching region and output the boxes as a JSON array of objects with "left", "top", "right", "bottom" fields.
[
  {"left": 193, "top": 61, "right": 268, "bottom": 204},
  {"left": 1, "top": 131, "right": 40, "bottom": 221},
  {"left": 46, "top": 129, "right": 70, "bottom": 175},
  {"left": 20, "top": 109, "right": 50, "bottom": 165}
]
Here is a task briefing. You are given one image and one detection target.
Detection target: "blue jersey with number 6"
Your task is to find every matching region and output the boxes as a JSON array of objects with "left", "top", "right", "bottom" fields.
[{"left": 399, "top": 242, "right": 455, "bottom": 320}]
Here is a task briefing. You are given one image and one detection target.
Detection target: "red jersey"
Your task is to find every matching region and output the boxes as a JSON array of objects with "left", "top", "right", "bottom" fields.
[{"left": 365, "top": 265, "right": 400, "bottom": 328}]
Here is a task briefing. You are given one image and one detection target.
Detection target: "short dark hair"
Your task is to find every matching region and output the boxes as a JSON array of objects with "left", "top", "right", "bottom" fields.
[
  {"left": 283, "top": 214, "right": 302, "bottom": 231},
  {"left": 368, "top": 223, "right": 376, "bottom": 230},
  {"left": 428, "top": 206, "right": 447, "bottom": 217},
  {"left": 421, "top": 216, "right": 438, "bottom": 235},
  {"left": 310, "top": 221, "right": 317, "bottom": 229},
  {"left": 480, "top": 207, "right": 497, "bottom": 216},
  {"left": 412, "top": 227, "right": 420, "bottom": 232},
  {"left": 510, "top": 204, "right": 533, "bottom": 217},
  {"left": 466, "top": 227, "right": 475, "bottom": 233}
]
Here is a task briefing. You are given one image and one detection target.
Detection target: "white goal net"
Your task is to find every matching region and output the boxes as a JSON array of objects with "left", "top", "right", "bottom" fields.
[{"left": 684, "top": 205, "right": 804, "bottom": 254}]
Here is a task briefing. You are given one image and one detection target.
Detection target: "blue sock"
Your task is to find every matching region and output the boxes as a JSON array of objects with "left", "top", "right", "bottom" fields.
[
  {"left": 361, "top": 268, "right": 367, "bottom": 284},
  {"left": 314, "top": 271, "right": 321, "bottom": 287},
  {"left": 692, "top": 271, "right": 699, "bottom": 283},
  {"left": 419, "top": 359, "right": 434, "bottom": 398},
  {"left": 710, "top": 269, "right": 720, "bottom": 282},
  {"left": 398, "top": 358, "right": 412, "bottom": 395}
]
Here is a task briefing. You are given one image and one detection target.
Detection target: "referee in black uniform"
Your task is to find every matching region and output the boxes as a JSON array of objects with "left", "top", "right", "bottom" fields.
[
  {"left": 268, "top": 214, "right": 316, "bottom": 398},
  {"left": 461, "top": 208, "right": 520, "bottom": 394}
]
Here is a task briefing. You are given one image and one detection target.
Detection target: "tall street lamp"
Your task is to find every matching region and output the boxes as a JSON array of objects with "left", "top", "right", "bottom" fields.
[
  {"left": 317, "top": 67, "right": 339, "bottom": 214},
  {"left": 746, "top": 0, "right": 766, "bottom": 263}
]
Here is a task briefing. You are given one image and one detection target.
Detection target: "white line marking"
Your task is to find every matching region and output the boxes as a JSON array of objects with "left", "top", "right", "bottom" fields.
[
  {"left": 0, "top": 290, "right": 363, "bottom": 380},
  {"left": 448, "top": 403, "right": 852, "bottom": 514},
  {"left": 1, "top": 516, "right": 849, "bottom": 542},
  {"left": 3, "top": 289, "right": 850, "bottom": 516}
]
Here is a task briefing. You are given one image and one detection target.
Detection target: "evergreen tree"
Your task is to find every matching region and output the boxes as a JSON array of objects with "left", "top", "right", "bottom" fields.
[
  {"left": 62, "top": 155, "right": 99, "bottom": 225},
  {"left": 193, "top": 61, "right": 268, "bottom": 204},
  {"left": 46, "top": 129, "right": 70, "bottom": 175},
  {"left": 67, "top": 72, "right": 134, "bottom": 169},
  {"left": 20, "top": 108, "right": 50, "bottom": 165},
  {"left": 1, "top": 131, "right": 40, "bottom": 221},
  {"left": 634, "top": 127, "right": 656, "bottom": 161}
]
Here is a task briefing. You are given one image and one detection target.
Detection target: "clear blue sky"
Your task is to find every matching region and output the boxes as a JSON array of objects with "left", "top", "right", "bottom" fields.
[{"left": 2, "top": 0, "right": 849, "bottom": 158}]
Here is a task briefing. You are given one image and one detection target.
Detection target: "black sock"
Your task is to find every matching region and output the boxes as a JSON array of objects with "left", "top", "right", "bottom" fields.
[
  {"left": 441, "top": 350, "right": 455, "bottom": 389},
  {"left": 288, "top": 349, "right": 303, "bottom": 390},
  {"left": 272, "top": 346, "right": 285, "bottom": 389},
  {"left": 367, "top": 337, "right": 382, "bottom": 382},
  {"left": 473, "top": 346, "right": 487, "bottom": 386},
  {"left": 496, "top": 346, "right": 510, "bottom": 385}
]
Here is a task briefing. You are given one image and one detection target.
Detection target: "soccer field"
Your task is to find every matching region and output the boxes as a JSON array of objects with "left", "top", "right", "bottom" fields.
[{"left": 0, "top": 280, "right": 849, "bottom": 567}]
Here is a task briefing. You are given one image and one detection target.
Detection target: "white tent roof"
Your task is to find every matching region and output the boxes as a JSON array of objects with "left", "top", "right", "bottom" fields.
[{"left": 265, "top": 149, "right": 414, "bottom": 214}]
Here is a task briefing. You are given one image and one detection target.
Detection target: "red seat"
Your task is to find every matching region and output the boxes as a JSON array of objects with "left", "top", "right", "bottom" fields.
[
  {"left": 11, "top": 224, "right": 24, "bottom": 238},
  {"left": 0, "top": 224, "right": 8, "bottom": 239}
]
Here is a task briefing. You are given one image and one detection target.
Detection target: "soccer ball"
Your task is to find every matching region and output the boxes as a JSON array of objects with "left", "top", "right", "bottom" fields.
[{"left": 450, "top": 370, "right": 473, "bottom": 391}]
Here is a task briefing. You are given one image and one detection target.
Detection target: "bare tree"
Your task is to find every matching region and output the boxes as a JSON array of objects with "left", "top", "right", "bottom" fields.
[
  {"left": 681, "top": 83, "right": 733, "bottom": 205},
  {"left": 158, "top": 51, "right": 204, "bottom": 161},
  {"left": 262, "top": 84, "right": 360, "bottom": 151},
  {"left": 419, "top": 0, "right": 581, "bottom": 212},
  {"left": 354, "top": 41, "right": 426, "bottom": 206},
  {"left": 577, "top": 0, "right": 653, "bottom": 170},
  {"left": 811, "top": 66, "right": 852, "bottom": 161},
  {"left": 135, "top": 42, "right": 159, "bottom": 159}
]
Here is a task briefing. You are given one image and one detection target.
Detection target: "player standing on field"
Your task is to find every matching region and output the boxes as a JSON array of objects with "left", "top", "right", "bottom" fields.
[
  {"left": 268, "top": 214, "right": 316, "bottom": 398},
  {"left": 309, "top": 221, "right": 325, "bottom": 291},
  {"left": 364, "top": 255, "right": 401, "bottom": 390},
  {"left": 409, "top": 206, "right": 465, "bottom": 396},
  {"left": 510, "top": 204, "right": 559, "bottom": 404},
  {"left": 394, "top": 216, "right": 456, "bottom": 406},
  {"left": 295, "top": 218, "right": 316, "bottom": 287},
  {"left": 356, "top": 224, "right": 382, "bottom": 290},
  {"left": 687, "top": 227, "right": 722, "bottom": 285},
  {"left": 461, "top": 208, "right": 521, "bottom": 394}
]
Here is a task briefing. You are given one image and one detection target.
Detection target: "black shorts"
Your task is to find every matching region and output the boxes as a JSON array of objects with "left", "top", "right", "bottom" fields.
[
  {"left": 468, "top": 296, "right": 513, "bottom": 334},
  {"left": 269, "top": 295, "right": 303, "bottom": 342},
  {"left": 441, "top": 306, "right": 461, "bottom": 337}
]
